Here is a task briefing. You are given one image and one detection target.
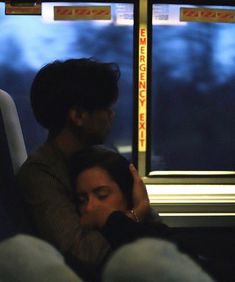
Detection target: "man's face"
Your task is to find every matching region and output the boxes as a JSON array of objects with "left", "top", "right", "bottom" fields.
[{"left": 81, "top": 108, "right": 115, "bottom": 145}]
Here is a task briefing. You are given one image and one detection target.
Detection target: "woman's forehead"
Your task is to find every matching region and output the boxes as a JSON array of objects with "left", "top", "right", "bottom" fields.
[{"left": 76, "top": 166, "right": 118, "bottom": 192}]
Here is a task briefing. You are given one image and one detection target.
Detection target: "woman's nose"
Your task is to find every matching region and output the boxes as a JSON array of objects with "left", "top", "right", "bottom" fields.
[{"left": 84, "top": 196, "right": 97, "bottom": 212}]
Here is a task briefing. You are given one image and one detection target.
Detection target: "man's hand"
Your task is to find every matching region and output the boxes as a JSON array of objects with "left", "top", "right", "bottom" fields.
[{"left": 128, "top": 164, "right": 150, "bottom": 221}]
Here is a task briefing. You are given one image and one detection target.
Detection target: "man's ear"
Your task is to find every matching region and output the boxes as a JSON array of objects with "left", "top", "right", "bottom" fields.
[{"left": 68, "top": 107, "right": 86, "bottom": 126}]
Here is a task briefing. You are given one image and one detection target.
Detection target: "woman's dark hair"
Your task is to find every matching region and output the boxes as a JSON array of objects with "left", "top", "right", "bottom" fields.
[
  {"left": 69, "top": 147, "right": 133, "bottom": 209},
  {"left": 31, "top": 58, "right": 120, "bottom": 132}
]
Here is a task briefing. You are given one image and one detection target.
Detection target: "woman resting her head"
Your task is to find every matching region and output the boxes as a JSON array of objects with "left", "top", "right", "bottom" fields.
[
  {"left": 69, "top": 148, "right": 213, "bottom": 282},
  {"left": 69, "top": 147, "right": 169, "bottom": 250},
  {"left": 69, "top": 149, "right": 215, "bottom": 282}
]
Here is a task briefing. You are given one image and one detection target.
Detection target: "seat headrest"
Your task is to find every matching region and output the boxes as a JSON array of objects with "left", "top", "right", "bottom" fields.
[{"left": 0, "top": 89, "right": 27, "bottom": 174}]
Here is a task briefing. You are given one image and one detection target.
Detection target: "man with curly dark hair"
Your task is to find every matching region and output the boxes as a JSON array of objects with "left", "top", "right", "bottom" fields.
[{"left": 17, "top": 58, "right": 121, "bottom": 281}]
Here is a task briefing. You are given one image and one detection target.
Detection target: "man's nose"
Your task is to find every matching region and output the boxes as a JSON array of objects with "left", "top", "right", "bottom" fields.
[
  {"left": 111, "top": 110, "right": 115, "bottom": 119},
  {"left": 109, "top": 110, "right": 115, "bottom": 121}
]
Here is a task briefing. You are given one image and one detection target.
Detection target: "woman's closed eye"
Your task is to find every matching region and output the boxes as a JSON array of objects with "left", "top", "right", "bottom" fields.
[
  {"left": 95, "top": 187, "right": 111, "bottom": 201},
  {"left": 97, "top": 193, "right": 109, "bottom": 201}
]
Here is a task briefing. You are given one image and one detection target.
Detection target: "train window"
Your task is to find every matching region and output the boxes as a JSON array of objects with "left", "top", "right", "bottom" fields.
[
  {"left": 136, "top": 1, "right": 235, "bottom": 225},
  {"left": 0, "top": 1, "right": 134, "bottom": 157},
  {"left": 150, "top": 2, "right": 235, "bottom": 172}
]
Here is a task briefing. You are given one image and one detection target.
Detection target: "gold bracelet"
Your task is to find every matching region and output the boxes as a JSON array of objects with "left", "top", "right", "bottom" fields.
[{"left": 129, "top": 209, "right": 140, "bottom": 223}]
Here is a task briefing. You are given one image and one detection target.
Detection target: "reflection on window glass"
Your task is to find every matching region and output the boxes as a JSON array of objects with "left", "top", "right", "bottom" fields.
[
  {"left": 0, "top": 2, "right": 133, "bottom": 157},
  {"left": 151, "top": 4, "right": 235, "bottom": 171}
]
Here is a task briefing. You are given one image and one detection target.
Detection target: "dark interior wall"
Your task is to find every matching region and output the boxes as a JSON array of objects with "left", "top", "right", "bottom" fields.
[{"left": 171, "top": 227, "right": 235, "bottom": 282}]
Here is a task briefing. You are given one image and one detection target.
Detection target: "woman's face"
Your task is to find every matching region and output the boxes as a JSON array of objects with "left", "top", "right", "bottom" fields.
[{"left": 75, "top": 166, "right": 128, "bottom": 215}]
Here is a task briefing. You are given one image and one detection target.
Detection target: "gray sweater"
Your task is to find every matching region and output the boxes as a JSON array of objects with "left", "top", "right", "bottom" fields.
[{"left": 17, "top": 141, "right": 110, "bottom": 271}]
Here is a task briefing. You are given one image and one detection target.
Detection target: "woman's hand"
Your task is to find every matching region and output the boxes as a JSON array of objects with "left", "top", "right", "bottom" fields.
[{"left": 128, "top": 164, "right": 150, "bottom": 221}]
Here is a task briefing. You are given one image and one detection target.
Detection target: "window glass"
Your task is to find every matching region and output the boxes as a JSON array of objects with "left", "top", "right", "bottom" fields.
[
  {"left": 0, "top": 2, "right": 133, "bottom": 157},
  {"left": 151, "top": 4, "right": 235, "bottom": 171}
]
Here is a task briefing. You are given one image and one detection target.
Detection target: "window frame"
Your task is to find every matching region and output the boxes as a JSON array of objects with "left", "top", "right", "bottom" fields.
[{"left": 136, "top": 0, "right": 235, "bottom": 225}]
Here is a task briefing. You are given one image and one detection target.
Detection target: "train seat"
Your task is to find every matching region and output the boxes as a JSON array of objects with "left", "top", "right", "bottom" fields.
[
  {"left": 0, "top": 89, "right": 27, "bottom": 174},
  {"left": 0, "top": 89, "right": 29, "bottom": 239}
]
